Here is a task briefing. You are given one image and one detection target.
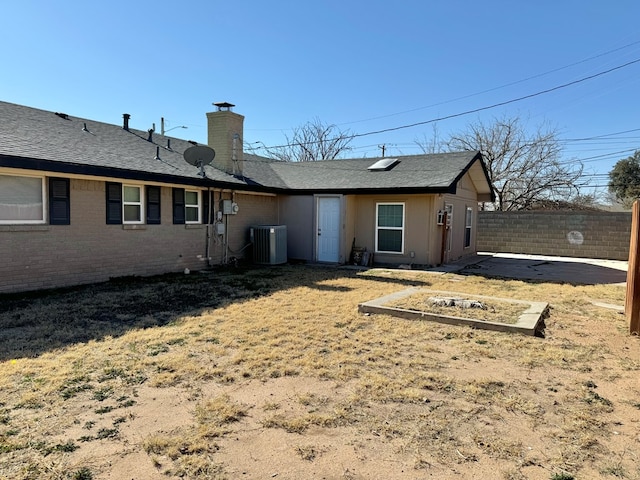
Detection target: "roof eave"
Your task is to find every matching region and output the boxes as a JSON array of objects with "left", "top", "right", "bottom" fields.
[
  {"left": 269, "top": 186, "right": 456, "bottom": 195},
  {"left": 450, "top": 151, "right": 495, "bottom": 201},
  {"left": 0, "top": 154, "right": 263, "bottom": 190}
]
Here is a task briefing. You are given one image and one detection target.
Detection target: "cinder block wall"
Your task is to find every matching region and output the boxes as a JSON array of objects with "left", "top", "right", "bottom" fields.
[{"left": 477, "top": 211, "right": 632, "bottom": 260}]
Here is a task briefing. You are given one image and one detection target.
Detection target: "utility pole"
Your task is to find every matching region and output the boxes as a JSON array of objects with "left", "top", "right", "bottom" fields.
[{"left": 378, "top": 144, "right": 386, "bottom": 157}]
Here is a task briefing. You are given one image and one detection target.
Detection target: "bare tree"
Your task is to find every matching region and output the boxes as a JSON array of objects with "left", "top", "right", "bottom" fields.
[
  {"left": 445, "top": 115, "right": 585, "bottom": 211},
  {"left": 601, "top": 188, "right": 630, "bottom": 210},
  {"left": 415, "top": 123, "right": 445, "bottom": 154},
  {"left": 265, "top": 117, "right": 354, "bottom": 162},
  {"left": 524, "top": 193, "right": 602, "bottom": 211}
]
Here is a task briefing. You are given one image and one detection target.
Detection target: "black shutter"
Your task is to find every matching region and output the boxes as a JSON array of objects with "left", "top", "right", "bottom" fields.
[
  {"left": 49, "top": 177, "right": 70, "bottom": 225},
  {"left": 146, "top": 186, "right": 161, "bottom": 224},
  {"left": 202, "top": 190, "right": 210, "bottom": 225},
  {"left": 172, "top": 188, "right": 185, "bottom": 224},
  {"left": 106, "top": 182, "right": 122, "bottom": 224}
]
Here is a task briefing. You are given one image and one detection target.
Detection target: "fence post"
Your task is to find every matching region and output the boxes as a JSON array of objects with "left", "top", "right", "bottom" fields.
[{"left": 626, "top": 200, "right": 640, "bottom": 335}]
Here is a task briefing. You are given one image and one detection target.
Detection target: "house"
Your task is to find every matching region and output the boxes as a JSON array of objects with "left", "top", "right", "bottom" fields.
[{"left": 0, "top": 100, "right": 493, "bottom": 293}]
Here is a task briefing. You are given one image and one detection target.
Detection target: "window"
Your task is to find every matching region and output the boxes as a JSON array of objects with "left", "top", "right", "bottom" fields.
[
  {"left": 367, "top": 158, "right": 400, "bottom": 171},
  {"left": 173, "top": 188, "right": 205, "bottom": 224},
  {"left": 123, "top": 185, "right": 143, "bottom": 224},
  {"left": 0, "top": 174, "right": 45, "bottom": 224},
  {"left": 185, "top": 190, "right": 201, "bottom": 223},
  {"left": 465, "top": 207, "right": 473, "bottom": 248},
  {"left": 376, "top": 203, "right": 404, "bottom": 253},
  {"left": 106, "top": 182, "right": 151, "bottom": 225}
]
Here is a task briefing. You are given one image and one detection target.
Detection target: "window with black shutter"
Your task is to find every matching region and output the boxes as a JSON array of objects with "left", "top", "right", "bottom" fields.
[
  {"left": 184, "top": 190, "right": 201, "bottom": 223},
  {"left": 172, "top": 188, "right": 185, "bottom": 224},
  {"left": 106, "top": 182, "right": 123, "bottom": 224},
  {"left": 48, "top": 177, "right": 70, "bottom": 225},
  {"left": 146, "top": 186, "right": 161, "bottom": 224}
]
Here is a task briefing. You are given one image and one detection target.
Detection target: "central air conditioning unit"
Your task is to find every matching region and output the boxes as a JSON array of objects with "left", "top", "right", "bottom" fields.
[{"left": 250, "top": 225, "right": 287, "bottom": 265}]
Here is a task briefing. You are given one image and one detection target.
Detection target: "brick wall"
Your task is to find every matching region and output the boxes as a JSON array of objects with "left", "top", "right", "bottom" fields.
[
  {"left": 0, "top": 179, "right": 278, "bottom": 293},
  {"left": 477, "top": 211, "right": 632, "bottom": 260},
  {"left": 215, "top": 192, "right": 279, "bottom": 261}
]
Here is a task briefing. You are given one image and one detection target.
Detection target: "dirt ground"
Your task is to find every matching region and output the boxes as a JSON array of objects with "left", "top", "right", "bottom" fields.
[
  {"left": 0, "top": 265, "right": 639, "bottom": 480},
  {"left": 82, "top": 338, "right": 640, "bottom": 480}
]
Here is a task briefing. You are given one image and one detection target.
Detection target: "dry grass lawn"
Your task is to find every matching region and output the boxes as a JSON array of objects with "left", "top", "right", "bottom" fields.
[{"left": 0, "top": 265, "right": 639, "bottom": 480}]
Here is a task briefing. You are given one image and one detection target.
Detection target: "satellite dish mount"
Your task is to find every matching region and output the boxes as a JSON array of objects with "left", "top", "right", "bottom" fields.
[{"left": 183, "top": 145, "right": 216, "bottom": 178}]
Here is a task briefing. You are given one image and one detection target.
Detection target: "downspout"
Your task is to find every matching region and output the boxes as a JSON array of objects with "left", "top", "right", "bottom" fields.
[
  {"left": 224, "top": 208, "right": 229, "bottom": 265},
  {"left": 205, "top": 187, "right": 212, "bottom": 268},
  {"left": 218, "top": 190, "right": 226, "bottom": 265},
  {"left": 224, "top": 191, "right": 236, "bottom": 265}
]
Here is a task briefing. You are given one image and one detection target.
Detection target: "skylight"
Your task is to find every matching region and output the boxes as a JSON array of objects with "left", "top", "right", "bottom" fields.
[{"left": 367, "top": 158, "right": 400, "bottom": 171}]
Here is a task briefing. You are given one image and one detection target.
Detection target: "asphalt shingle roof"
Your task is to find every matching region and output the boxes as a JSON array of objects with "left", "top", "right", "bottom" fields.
[
  {"left": 248, "top": 153, "right": 485, "bottom": 193},
  {"left": 0, "top": 101, "right": 246, "bottom": 187},
  {"left": 0, "top": 101, "right": 492, "bottom": 195}
]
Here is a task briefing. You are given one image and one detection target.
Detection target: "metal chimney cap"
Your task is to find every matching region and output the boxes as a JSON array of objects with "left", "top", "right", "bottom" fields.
[{"left": 213, "top": 102, "right": 235, "bottom": 111}]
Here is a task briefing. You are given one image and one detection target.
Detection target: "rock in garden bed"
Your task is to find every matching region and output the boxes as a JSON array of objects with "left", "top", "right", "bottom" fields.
[{"left": 387, "top": 294, "right": 528, "bottom": 324}]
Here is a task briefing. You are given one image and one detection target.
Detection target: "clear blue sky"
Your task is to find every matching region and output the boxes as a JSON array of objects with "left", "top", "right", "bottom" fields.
[{"left": 2, "top": 1, "right": 640, "bottom": 196}]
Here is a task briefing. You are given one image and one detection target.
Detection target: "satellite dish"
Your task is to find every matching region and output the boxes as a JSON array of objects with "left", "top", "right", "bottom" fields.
[
  {"left": 184, "top": 145, "right": 215, "bottom": 166},
  {"left": 183, "top": 145, "right": 215, "bottom": 177}
]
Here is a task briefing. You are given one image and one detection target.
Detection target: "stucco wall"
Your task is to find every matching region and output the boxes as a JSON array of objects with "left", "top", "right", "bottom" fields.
[
  {"left": 441, "top": 174, "right": 481, "bottom": 262},
  {"left": 0, "top": 177, "right": 278, "bottom": 293},
  {"left": 349, "top": 194, "right": 440, "bottom": 266},
  {"left": 278, "top": 195, "right": 315, "bottom": 262},
  {"left": 220, "top": 191, "right": 279, "bottom": 261},
  {"left": 477, "top": 211, "right": 631, "bottom": 260}
]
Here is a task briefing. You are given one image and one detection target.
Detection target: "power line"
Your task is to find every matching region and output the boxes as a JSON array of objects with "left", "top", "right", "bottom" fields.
[
  {"left": 352, "top": 139, "right": 640, "bottom": 154},
  {"left": 562, "top": 127, "right": 640, "bottom": 142},
  {"left": 556, "top": 148, "right": 637, "bottom": 167},
  {"left": 337, "top": 40, "right": 640, "bottom": 127},
  {"left": 261, "top": 58, "right": 640, "bottom": 151},
  {"left": 350, "top": 59, "right": 640, "bottom": 140},
  {"left": 247, "top": 40, "right": 640, "bottom": 136}
]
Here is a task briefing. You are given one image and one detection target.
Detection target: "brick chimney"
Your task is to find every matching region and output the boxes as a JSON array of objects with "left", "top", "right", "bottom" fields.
[{"left": 207, "top": 102, "right": 244, "bottom": 177}]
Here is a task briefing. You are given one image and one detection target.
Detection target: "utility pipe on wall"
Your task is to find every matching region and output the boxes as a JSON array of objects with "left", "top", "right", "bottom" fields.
[{"left": 205, "top": 187, "right": 212, "bottom": 268}]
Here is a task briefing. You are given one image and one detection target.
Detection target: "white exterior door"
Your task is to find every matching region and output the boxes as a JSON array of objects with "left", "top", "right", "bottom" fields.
[{"left": 317, "top": 196, "right": 341, "bottom": 262}]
